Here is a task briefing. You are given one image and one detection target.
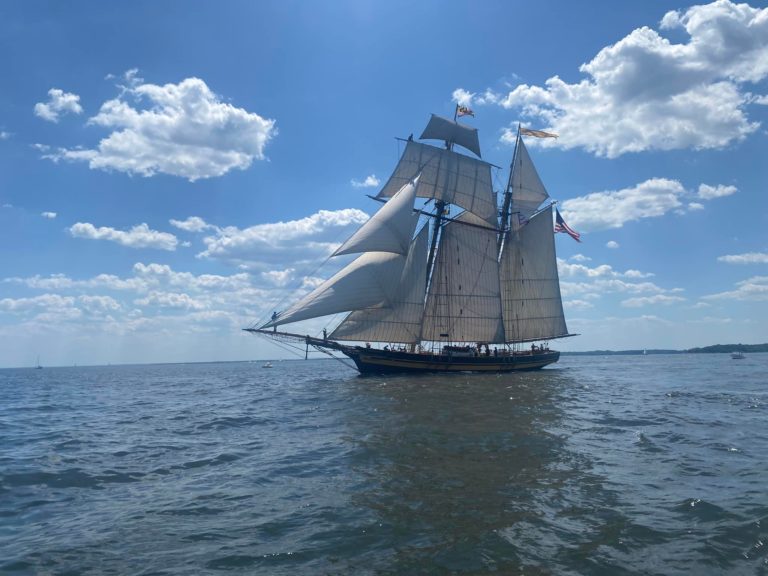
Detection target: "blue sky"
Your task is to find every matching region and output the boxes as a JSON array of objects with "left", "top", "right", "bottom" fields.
[{"left": 1, "top": 0, "right": 767, "bottom": 367}]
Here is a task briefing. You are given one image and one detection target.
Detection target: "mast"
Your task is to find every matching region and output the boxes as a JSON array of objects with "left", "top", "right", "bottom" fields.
[{"left": 497, "top": 124, "right": 520, "bottom": 255}]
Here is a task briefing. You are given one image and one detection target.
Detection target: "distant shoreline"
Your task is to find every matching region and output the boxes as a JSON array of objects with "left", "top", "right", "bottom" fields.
[{"left": 562, "top": 343, "right": 768, "bottom": 356}]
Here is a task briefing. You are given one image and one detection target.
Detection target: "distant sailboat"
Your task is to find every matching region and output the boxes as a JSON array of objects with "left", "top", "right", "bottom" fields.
[
  {"left": 731, "top": 351, "right": 745, "bottom": 360},
  {"left": 35, "top": 356, "right": 43, "bottom": 369}
]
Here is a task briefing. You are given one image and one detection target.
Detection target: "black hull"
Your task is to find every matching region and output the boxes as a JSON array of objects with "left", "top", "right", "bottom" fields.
[{"left": 342, "top": 346, "right": 560, "bottom": 374}]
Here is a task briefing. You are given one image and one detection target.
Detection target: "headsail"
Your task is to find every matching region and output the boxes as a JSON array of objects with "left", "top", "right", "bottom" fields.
[
  {"left": 262, "top": 251, "right": 406, "bottom": 329},
  {"left": 500, "top": 205, "right": 568, "bottom": 342},
  {"left": 333, "top": 176, "right": 420, "bottom": 257},
  {"left": 376, "top": 140, "right": 497, "bottom": 225},
  {"left": 331, "top": 225, "right": 429, "bottom": 343},
  {"left": 421, "top": 211, "right": 504, "bottom": 343}
]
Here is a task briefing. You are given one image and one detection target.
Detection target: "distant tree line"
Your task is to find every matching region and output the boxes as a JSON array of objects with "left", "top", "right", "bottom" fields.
[{"left": 686, "top": 343, "right": 768, "bottom": 354}]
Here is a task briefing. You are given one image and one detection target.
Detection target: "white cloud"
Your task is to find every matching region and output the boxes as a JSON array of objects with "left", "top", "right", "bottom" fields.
[
  {"left": 34, "top": 88, "right": 83, "bottom": 123},
  {"left": 606, "top": 240, "right": 619, "bottom": 249},
  {"left": 261, "top": 268, "right": 295, "bottom": 287},
  {"left": 703, "top": 276, "right": 768, "bottom": 301},
  {"left": 570, "top": 254, "right": 591, "bottom": 262},
  {"left": 688, "top": 202, "right": 705, "bottom": 211},
  {"left": 351, "top": 174, "right": 381, "bottom": 188},
  {"left": 622, "top": 294, "right": 686, "bottom": 307},
  {"left": 478, "top": 1, "right": 767, "bottom": 157},
  {"left": 698, "top": 183, "right": 737, "bottom": 199},
  {"left": 40, "top": 73, "right": 276, "bottom": 181},
  {"left": 0, "top": 293, "right": 75, "bottom": 313},
  {"left": 134, "top": 291, "right": 207, "bottom": 310},
  {"left": 78, "top": 295, "right": 121, "bottom": 313},
  {"left": 69, "top": 222, "right": 178, "bottom": 250},
  {"left": 560, "top": 178, "right": 685, "bottom": 232},
  {"left": 754, "top": 94, "right": 768, "bottom": 105},
  {"left": 717, "top": 252, "right": 768, "bottom": 264},
  {"left": 199, "top": 208, "right": 369, "bottom": 266},
  {"left": 169, "top": 216, "right": 219, "bottom": 233},
  {"left": 0, "top": 131, "right": 11, "bottom": 140},
  {"left": 41, "top": 211, "right": 57, "bottom": 219}
]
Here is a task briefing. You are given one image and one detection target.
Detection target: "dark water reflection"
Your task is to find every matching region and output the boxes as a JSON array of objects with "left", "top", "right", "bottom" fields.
[{"left": 344, "top": 370, "right": 598, "bottom": 574}]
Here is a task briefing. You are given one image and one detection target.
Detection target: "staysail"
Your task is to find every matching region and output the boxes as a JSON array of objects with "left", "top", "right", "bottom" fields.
[
  {"left": 331, "top": 225, "right": 429, "bottom": 343},
  {"left": 333, "top": 177, "right": 420, "bottom": 257}
]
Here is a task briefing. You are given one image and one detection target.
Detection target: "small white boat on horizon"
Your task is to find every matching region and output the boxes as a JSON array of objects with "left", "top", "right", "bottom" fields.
[
  {"left": 731, "top": 351, "right": 745, "bottom": 359},
  {"left": 262, "top": 362, "right": 273, "bottom": 368}
]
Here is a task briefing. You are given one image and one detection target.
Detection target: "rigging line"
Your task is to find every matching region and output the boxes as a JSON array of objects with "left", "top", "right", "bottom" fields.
[
  {"left": 365, "top": 195, "right": 501, "bottom": 233},
  {"left": 251, "top": 216, "right": 367, "bottom": 329},
  {"left": 311, "top": 344, "right": 357, "bottom": 370}
]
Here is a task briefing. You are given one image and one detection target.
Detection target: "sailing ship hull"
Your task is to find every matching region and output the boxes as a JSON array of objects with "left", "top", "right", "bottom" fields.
[{"left": 342, "top": 346, "right": 559, "bottom": 374}]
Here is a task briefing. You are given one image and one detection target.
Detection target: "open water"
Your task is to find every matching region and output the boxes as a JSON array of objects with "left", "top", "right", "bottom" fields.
[{"left": 1, "top": 354, "right": 767, "bottom": 575}]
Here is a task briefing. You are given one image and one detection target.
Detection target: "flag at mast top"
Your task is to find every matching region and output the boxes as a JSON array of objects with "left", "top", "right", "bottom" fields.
[{"left": 455, "top": 104, "right": 474, "bottom": 119}]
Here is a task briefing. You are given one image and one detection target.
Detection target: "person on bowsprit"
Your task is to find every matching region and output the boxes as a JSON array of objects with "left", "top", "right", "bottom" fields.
[{"left": 271, "top": 311, "right": 279, "bottom": 332}]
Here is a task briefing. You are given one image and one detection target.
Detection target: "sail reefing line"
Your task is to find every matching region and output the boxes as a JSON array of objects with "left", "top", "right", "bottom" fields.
[{"left": 249, "top": 113, "right": 575, "bottom": 373}]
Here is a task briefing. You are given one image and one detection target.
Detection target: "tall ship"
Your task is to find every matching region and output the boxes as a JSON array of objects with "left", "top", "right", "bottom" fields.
[{"left": 246, "top": 111, "right": 576, "bottom": 373}]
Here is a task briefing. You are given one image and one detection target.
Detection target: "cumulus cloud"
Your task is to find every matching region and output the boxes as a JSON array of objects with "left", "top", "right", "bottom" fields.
[
  {"left": 199, "top": 208, "right": 369, "bottom": 266},
  {"left": 559, "top": 178, "right": 736, "bottom": 232},
  {"left": 622, "top": 294, "right": 686, "bottom": 307},
  {"left": 559, "top": 178, "right": 685, "bottom": 231},
  {"left": 41, "top": 211, "right": 57, "bottom": 219},
  {"left": 459, "top": 0, "right": 767, "bottom": 157},
  {"left": 717, "top": 252, "right": 768, "bottom": 264},
  {"left": 34, "top": 88, "right": 83, "bottom": 123},
  {"left": 69, "top": 222, "right": 178, "bottom": 250},
  {"left": 134, "top": 291, "right": 207, "bottom": 310},
  {"left": 40, "top": 72, "right": 276, "bottom": 181},
  {"left": 698, "top": 184, "right": 738, "bottom": 199},
  {"left": 703, "top": 275, "right": 768, "bottom": 301},
  {"left": 606, "top": 240, "right": 619, "bottom": 249},
  {"left": 351, "top": 175, "right": 381, "bottom": 188},
  {"left": 169, "top": 216, "right": 219, "bottom": 233}
]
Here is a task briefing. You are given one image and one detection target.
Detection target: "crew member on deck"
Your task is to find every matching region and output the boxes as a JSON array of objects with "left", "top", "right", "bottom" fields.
[{"left": 271, "top": 311, "right": 278, "bottom": 332}]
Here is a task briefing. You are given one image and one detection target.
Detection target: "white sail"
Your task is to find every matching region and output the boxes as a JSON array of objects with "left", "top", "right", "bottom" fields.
[
  {"left": 419, "top": 114, "right": 482, "bottom": 157},
  {"left": 376, "top": 141, "right": 497, "bottom": 225},
  {"left": 333, "top": 176, "right": 420, "bottom": 257},
  {"left": 331, "top": 225, "right": 429, "bottom": 343},
  {"left": 421, "top": 211, "right": 505, "bottom": 343},
  {"left": 510, "top": 136, "right": 550, "bottom": 220},
  {"left": 263, "top": 251, "right": 405, "bottom": 328},
  {"left": 500, "top": 205, "right": 568, "bottom": 342}
]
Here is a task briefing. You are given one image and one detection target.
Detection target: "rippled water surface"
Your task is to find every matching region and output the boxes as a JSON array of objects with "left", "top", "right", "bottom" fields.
[{"left": 1, "top": 354, "right": 767, "bottom": 574}]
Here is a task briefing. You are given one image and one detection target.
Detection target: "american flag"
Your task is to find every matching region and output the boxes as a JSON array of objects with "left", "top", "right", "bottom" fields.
[
  {"left": 457, "top": 105, "right": 475, "bottom": 117},
  {"left": 555, "top": 209, "right": 581, "bottom": 242}
]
